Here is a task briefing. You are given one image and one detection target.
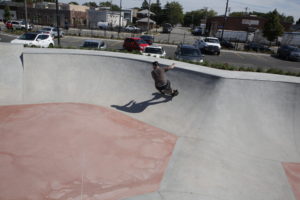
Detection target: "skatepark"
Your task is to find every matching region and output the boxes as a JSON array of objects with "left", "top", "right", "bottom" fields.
[{"left": 0, "top": 42, "right": 300, "bottom": 200}]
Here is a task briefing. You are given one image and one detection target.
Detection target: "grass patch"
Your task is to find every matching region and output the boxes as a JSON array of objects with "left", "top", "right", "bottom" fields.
[{"left": 3, "top": 29, "right": 26, "bottom": 35}]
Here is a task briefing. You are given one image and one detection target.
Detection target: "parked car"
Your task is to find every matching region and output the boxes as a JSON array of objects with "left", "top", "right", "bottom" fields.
[
  {"left": 80, "top": 39, "right": 107, "bottom": 50},
  {"left": 244, "top": 42, "right": 271, "bottom": 52},
  {"left": 192, "top": 26, "right": 203, "bottom": 36},
  {"left": 219, "top": 39, "right": 234, "bottom": 49},
  {"left": 277, "top": 45, "right": 300, "bottom": 61},
  {"left": 97, "top": 21, "right": 109, "bottom": 30},
  {"left": 162, "top": 23, "right": 172, "bottom": 33},
  {"left": 5, "top": 21, "right": 13, "bottom": 29},
  {"left": 175, "top": 44, "right": 204, "bottom": 63},
  {"left": 123, "top": 37, "right": 149, "bottom": 52},
  {"left": 5, "top": 20, "right": 32, "bottom": 30},
  {"left": 10, "top": 32, "right": 54, "bottom": 48},
  {"left": 142, "top": 45, "right": 166, "bottom": 58},
  {"left": 140, "top": 35, "right": 154, "bottom": 45},
  {"left": 194, "top": 37, "right": 221, "bottom": 55},
  {"left": 38, "top": 27, "right": 64, "bottom": 38},
  {"left": 125, "top": 25, "right": 141, "bottom": 32}
]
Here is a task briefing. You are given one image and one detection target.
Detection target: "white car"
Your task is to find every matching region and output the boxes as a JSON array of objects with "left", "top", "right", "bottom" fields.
[
  {"left": 38, "top": 27, "right": 64, "bottom": 38},
  {"left": 125, "top": 25, "right": 140, "bottom": 32},
  {"left": 11, "top": 32, "right": 54, "bottom": 48},
  {"left": 142, "top": 45, "right": 166, "bottom": 58},
  {"left": 11, "top": 20, "right": 33, "bottom": 30},
  {"left": 194, "top": 37, "right": 221, "bottom": 55},
  {"left": 194, "top": 37, "right": 221, "bottom": 49}
]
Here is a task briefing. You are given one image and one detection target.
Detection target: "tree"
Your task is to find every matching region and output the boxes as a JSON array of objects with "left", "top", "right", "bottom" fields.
[
  {"left": 150, "top": 0, "right": 163, "bottom": 25},
  {"left": 82, "top": 1, "right": 98, "bottom": 8},
  {"left": 263, "top": 9, "right": 284, "bottom": 43},
  {"left": 141, "top": 0, "right": 149, "bottom": 10},
  {"left": 229, "top": 11, "right": 246, "bottom": 17},
  {"left": 69, "top": 1, "right": 79, "bottom": 5},
  {"left": 285, "top": 16, "right": 294, "bottom": 24},
  {"left": 99, "top": 1, "right": 120, "bottom": 11},
  {"left": 162, "top": 1, "right": 184, "bottom": 25},
  {"left": 184, "top": 8, "right": 217, "bottom": 27},
  {"left": 3, "top": 5, "right": 11, "bottom": 22},
  {"left": 296, "top": 18, "right": 300, "bottom": 25}
]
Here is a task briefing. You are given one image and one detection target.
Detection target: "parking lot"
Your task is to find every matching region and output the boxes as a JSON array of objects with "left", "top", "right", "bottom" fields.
[{"left": 1, "top": 26, "right": 300, "bottom": 73}]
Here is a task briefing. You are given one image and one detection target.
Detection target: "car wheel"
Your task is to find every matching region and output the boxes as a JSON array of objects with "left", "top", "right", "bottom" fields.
[
  {"left": 217, "top": 51, "right": 220, "bottom": 55},
  {"left": 48, "top": 43, "right": 54, "bottom": 48}
]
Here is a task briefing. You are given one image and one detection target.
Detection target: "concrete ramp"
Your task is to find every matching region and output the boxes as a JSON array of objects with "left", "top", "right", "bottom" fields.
[
  {"left": 1, "top": 44, "right": 300, "bottom": 200},
  {"left": 0, "top": 43, "right": 24, "bottom": 104}
]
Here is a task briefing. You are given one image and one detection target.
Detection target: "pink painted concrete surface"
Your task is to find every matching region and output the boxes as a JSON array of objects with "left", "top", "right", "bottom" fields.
[
  {"left": 0, "top": 103, "right": 177, "bottom": 200},
  {"left": 283, "top": 163, "right": 300, "bottom": 200}
]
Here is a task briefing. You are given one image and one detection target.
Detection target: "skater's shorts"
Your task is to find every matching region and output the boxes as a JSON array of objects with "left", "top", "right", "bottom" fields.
[{"left": 156, "top": 80, "right": 171, "bottom": 91}]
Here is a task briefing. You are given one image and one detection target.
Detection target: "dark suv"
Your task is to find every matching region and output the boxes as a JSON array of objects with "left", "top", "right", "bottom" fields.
[
  {"left": 175, "top": 44, "right": 204, "bottom": 63},
  {"left": 244, "top": 42, "right": 271, "bottom": 53},
  {"left": 140, "top": 35, "right": 154, "bottom": 45},
  {"left": 277, "top": 45, "right": 300, "bottom": 61}
]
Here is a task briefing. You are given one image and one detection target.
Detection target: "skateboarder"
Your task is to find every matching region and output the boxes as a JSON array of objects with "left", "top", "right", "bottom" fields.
[{"left": 151, "top": 61, "right": 178, "bottom": 96}]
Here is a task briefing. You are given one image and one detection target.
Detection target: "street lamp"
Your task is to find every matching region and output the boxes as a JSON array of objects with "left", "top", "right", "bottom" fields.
[
  {"left": 118, "top": 0, "right": 122, "bottom": 37},
  {"left": 147, "top": 0, "right": 151, "bottom": 33},
  {"left": 24, "top": 0, "right": 28, "bottom": 32},
  {"left": 55, "top": 0, "right": 60, "bottom": 46},
  {"left": 221, "top": 0, "right": 229, "bottom": 41}
]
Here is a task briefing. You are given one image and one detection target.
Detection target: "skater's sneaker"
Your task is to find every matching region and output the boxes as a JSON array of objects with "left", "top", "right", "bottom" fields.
[{"left": 171, "top": 90, "right": 178, "bottom": 97}]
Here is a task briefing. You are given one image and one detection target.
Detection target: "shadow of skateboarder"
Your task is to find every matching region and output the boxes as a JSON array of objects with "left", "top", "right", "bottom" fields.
[{"left": 111, "top": 93, "right": 173, "bottom": 113}]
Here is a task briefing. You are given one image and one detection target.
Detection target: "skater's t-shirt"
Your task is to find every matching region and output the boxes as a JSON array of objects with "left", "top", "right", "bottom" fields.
[{"left": 151, "top": 67, "right": 168, "bottom": 87}]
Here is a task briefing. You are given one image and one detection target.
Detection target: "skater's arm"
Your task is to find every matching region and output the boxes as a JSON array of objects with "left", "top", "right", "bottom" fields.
[{"left": 165, "top": 63, "right": 175, "bottom": 71}]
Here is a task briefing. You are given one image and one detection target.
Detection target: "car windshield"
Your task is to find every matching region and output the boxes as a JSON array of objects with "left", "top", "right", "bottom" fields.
[
  {"left": 181, "top": 48, "right": 200, "bottom": 56},
  {"left": 144, "top": 47, "right": 163, "bottom": 54},
  {"left": 18, "top": 33, "right": 37, "bottom": 40},
  {"left": 41, "top": 28, "right": 51, "bottom": 31},
  {"left": 141, "top": 36, "right": 153, "bottom": 40},
  {"left": 290, "top": 47, "right": 300, "bottom": 52},
  {"left": 137, "top": 39, "right": 148, "bottom": 44},
  {"left": 83, "top": 42, "right": 99, "bottom": 48},
  {"left": 205, "top": 38, "right": 219, "bottom": 43}
]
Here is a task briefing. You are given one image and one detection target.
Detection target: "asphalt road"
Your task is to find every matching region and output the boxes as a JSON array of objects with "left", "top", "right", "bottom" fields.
[{"left": 1, "top": 30, "right": 300, "bottom": 73}]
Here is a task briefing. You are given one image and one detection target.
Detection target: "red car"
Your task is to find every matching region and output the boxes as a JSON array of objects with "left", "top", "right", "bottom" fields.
[
  {"left": 123, "top": 37, "right": 149, "bottom": 52},
  {"left": 6, "top": 21, "right": 13, "bottom": 29}
]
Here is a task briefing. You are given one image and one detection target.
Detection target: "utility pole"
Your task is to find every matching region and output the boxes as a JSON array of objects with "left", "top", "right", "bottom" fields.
[
  {"left": 147, "top": 0, "right": 151, "bottom": 33},
  {"left": 24, "top": 0, "right": 28, "bottom": 32},
  {"left": 245, "top": 7, "right": 248, "bottom": 15},
  {"left": 220, "top": 0, "right": 229, "bottom": 41},
  {"left": 55, "top": 0, "right": 60, "bottom": 46},
  {"left": 118, "top": 0, "right": 122, "bottom": 37}
]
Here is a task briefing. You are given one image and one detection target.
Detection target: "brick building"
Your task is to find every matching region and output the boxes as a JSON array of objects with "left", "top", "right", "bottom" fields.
[
  {"left": 206, "top": 16, "right": 292, "bottom": 36},
  {"left": 0, "top": 1, "right": 88, "bottom": 27}
]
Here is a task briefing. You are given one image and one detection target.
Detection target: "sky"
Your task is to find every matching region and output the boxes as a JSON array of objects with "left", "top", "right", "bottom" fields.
[{"left": 63, "top": 0, "right": 300, "bottom": 23}]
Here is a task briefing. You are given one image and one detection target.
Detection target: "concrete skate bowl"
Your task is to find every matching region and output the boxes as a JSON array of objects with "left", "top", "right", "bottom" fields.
[{"left": 1, "top": 43, "right": 300, "bottom": 200}]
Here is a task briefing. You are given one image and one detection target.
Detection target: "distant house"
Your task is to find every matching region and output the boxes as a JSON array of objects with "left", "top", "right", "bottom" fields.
[
  {"left": 137, "top": 9, "right": 154, "bottom": 18},
  {"left": 136, "top": 17, "right": 156, "bottom": 31},
  {"left": 136, "top": 9, "right": 156, "bottom": 30},
  {"left": 88, "top": 8, "right": 127, "bottom": 29},
  {"left": 62, "top": 4, "right": 89, "bottom": 28},
  {"left": 291, "top": 24, "right": 300, "bottom": 32}
]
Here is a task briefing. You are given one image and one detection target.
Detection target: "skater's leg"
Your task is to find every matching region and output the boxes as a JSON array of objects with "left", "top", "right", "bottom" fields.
[{"left": 164, "top": 80, "right": 174, "bottom": 95}]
